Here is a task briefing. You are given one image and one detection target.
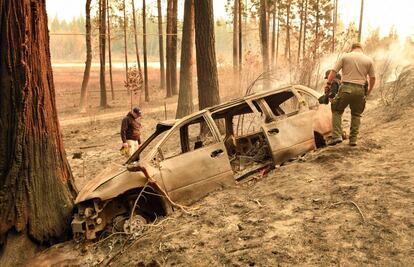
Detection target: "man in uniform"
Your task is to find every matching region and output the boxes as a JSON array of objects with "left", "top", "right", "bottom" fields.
[
  {"left": 325, "top": 43, "right": 376, "bottom": 146},
  {"left": 121, "top": 106, "right": 142, "bottom": 156}
]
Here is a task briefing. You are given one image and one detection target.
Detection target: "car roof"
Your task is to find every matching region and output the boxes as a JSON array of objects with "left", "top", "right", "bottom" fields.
[{"left": 156, "top": 84, "right": 320, "bottom": 128}]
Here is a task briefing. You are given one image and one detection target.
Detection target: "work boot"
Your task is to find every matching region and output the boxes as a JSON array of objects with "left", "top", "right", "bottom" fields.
[
  {"left": 349, "top": 140, "right": 357, "bottom": 146},
  {"left": 328, "top": 138, "right": 342, "bottom": 146}
]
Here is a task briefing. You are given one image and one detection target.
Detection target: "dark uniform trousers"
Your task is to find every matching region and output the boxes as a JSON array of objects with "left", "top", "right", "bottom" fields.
[{"left": 331, "top": 83, "right": 366, "bottom": 143}]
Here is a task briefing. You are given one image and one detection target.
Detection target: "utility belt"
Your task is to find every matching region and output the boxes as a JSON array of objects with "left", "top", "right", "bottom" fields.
[
  {"left": 342, "top": 82, "right": 364, "bottom": 87},
  {"left": 342, "top": 81, "right": 368, "bottom": 96}
]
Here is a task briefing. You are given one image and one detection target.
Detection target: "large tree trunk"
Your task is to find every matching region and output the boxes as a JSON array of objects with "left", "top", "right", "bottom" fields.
[
  {"left": 99, "top": 0, "right": 107, "bottom": 107},
  {"left": 0, "top": 0, "right": 77, "bottom": 248},
  {"left": 143, "top": 0, "right": 149, "bottom": 102},
  {"left": 123, "top": 0, "right": 129, "bottom": 86},
  {"left": 233, "top": 0, "right": 239, "bottom": 76},
  {"left": 80, "top": 0, "right": 92, "bottom": 112},
  {"left": 166, "top": 0, "right": 178, "bottom": 97},
  {"left": 194, "top": 0, "right": 220, "bottom": 110},
  {"left": 259, "top": 0, "right": 269, "bottom": 75},
  {"left": 176, "top": 0, "right": 194, "bottom": 118},
  {"left": 107, "top": 0, "right": 114, "bottom": 100},
  {"left": 157, "top": 0, "right": 166, "bottom": 90}
]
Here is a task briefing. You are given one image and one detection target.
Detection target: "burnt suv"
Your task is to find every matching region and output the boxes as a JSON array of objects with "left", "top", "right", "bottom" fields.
[{"left": 71, "top": 85, "right": 332, "bottom": 239}]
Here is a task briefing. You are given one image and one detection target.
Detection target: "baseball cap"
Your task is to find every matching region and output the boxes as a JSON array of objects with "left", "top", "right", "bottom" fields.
[
  {"left": 351, "top": 42, "right": 363, "bottom": 50},
  {"left": 132, "top": 106, "right": 142, "bottom": 116}
]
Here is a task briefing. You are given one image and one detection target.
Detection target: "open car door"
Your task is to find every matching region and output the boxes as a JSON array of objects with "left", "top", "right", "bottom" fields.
[
  {"left": 259, "top": 88, "right": 315, "bottom": 165},
  {"left": 157, "top": 114, "right": 234, "bottom": 205}
]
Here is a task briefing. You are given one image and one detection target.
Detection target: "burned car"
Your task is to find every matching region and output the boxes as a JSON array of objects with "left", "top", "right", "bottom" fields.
[{"left": 72, "top": 85, "right": 332, "bottom": 239}]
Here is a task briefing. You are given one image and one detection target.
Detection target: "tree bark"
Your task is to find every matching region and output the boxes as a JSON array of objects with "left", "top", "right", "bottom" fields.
[
  {"left": 143, "top": 0, "right": 149, "bottom": 102},
  {"left": 166, "top": 0, "right": 178, "bottom": 97},
  {"left": 176, "top": 0, "right": 194, "bottom": 118},
  {"left": 99, "top": 0, "right": 107, "bottom": 107},
  {"left": 157, "top": 0, "right": 166, "bottom": 90},
  {"left": 80, "top": 0, "right": 92, "bottom": 112},
  {"left": 194, "top": 0, "right": 220, "bottom": 110},
  {"left": 259, "top": 0, "right": 269, "bottom": 74},
  {"left": 233, "top": 0, "right": 239, "bottom": 76},
  {"left": 107, "top": 0, "right": 114, "bottom": 100},
  {"left": 0, "top": 0, "right": 77, "bottom": 245},
  {"left": 123, "top": 0, "right": 129, "bottom": 86}
]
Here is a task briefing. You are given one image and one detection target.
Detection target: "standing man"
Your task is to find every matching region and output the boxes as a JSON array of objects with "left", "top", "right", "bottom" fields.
[
  {"left": 121, "top": 106, "right": 142, "bottom": 156},
  {"left": 325, "top": 43, "right": 375, "bottom": 146}
]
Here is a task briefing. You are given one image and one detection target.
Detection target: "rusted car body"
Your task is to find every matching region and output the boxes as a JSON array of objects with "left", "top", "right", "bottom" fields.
[{"left": 72, "top": 85, "right": 332, "bottom": 239}]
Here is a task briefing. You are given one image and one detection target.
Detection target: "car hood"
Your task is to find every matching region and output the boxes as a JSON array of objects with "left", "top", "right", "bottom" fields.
[{"left": 75, "top": 162, "right": 149, "bottom": 204}]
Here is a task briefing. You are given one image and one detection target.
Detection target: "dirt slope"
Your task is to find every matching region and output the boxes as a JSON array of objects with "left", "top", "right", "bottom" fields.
[{"left": 31, "top": 100, "right": 414, "bottom": 266}]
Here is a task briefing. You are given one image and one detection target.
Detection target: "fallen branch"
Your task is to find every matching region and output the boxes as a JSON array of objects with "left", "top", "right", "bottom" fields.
[
  {"left": 79, "top": 144, "right": 105, "bottom": 149},
  {"left": 331, "top": 201, "right": 366, "bottom": 223}
]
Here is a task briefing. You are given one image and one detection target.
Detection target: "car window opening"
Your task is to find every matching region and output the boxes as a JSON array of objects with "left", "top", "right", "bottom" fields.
[{"left": 212, "top": 102, "right": 273, "bottom": 180}]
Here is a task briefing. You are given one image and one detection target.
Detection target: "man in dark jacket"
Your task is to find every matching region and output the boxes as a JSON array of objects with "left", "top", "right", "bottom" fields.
[{"left": 121, "top": 106, "right": 142, "bottom": 156}]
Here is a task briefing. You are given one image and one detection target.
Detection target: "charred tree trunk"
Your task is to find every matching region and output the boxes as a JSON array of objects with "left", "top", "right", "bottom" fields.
[
  {"left": 238, "top": 0, "right": 243, "bottom": 72},
  {"left": 107, "top": 0, "right": 114, "bottom": 100},
  {"left": 314, "top": 0, "right": 320, "bottom": 57},
  {"left": 275, "top": 5, "right": 280, "bottom": 69},
  {"left": 297, "top": 0, "right": 304, "bottom": 64},
  {"left": 176, "top": 0, "right": 194, "bottom": 118},
  {"left": 0, "top": 0, "right": 77, "bottom": 247},
  {"left": 166, "top": 0, "right": 178, "bottom": 97},
  {"left": 302, "top": 0, "right": 308, "bottom": 60},
  {"left": 157, "top": 0, "right": 166, "bottom": 90},
  {"left": 131, "top": 0, "right": 142, "bottom": 71},
  {"left": 285, "top": 0, "right": 292, "bottom": 61},
  {"left": 271, "top": 3, "right": 276, "bottom": 69},
  {"left": 99, "top": 0, "right": 107, "bottom": 107},
  {"left": 195, "top": 0, "right": 220, "bottom": 109},
  {"left": 259, "top": 0, "right": 269, "bottom": 75},
  {"left": 332, "top": 0, "right": 338, "bottom": 52},
  {"left": 123, "top": 0, "right": 129, "bottom": 86},
  {"left": 143, "top": 0, "right": 149, "bottom": 102},
  {"left": 80, "top": 0, "right": 92, "bottom": 112},
  {"left": 233, "top": 0, "right": 239, "bottom": 76}
]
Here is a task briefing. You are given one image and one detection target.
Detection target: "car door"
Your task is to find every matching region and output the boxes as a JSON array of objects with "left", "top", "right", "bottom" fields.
[
  {"left": 157, "top": 114, "right": 234, "bottom": 205},
  {"left": 259, "top": 88, "right": 315, "bottom": 165}
]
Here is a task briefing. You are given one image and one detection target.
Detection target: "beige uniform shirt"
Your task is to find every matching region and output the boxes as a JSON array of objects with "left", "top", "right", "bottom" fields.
[{"left": 333, "top": 51, "right": 375, "bottom": 85}]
